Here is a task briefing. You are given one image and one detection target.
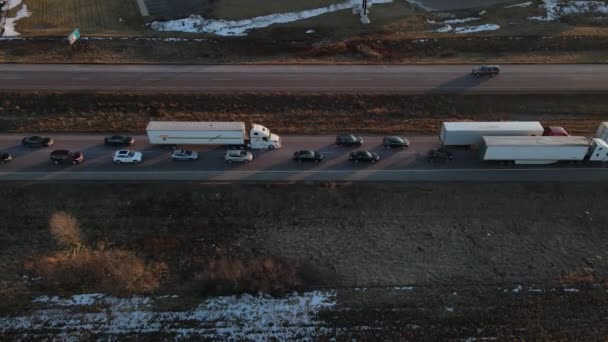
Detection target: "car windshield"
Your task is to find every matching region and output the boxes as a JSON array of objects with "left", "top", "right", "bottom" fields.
[{"left": 128, "top": 152, "right": 135, "bottom": 157}]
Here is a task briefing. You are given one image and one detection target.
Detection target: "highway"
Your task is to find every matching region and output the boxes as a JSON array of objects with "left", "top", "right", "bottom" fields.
[
  {"left": 1, "top": 64, "right": 608, "bottom": 94},
  {"left": 0, "top": 134, "right": 607, "bottom": 182}
]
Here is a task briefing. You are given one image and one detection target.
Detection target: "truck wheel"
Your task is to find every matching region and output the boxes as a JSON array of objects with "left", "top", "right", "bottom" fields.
[
  {"left": 268, "top": 145, "right": 275, "bottom": 150},
  {"left": 227, "top": 159, "right": 233, "bottom": 164}
]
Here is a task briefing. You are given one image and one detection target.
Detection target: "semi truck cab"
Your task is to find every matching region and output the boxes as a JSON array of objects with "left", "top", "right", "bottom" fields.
[
  {"left": 250, "top": 124, "right": 281, "bottom": 150},
  {"left": 586, "top": 138, "right": 608, "bottom": 162}
]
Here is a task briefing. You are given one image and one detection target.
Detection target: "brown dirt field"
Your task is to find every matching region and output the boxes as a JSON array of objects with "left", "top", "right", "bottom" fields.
[
  {"left": 0, "top": 92, "right": 607, "bottom": 135},
  {"left": 1, "top": 182, "right": 607, "bottom": 293},
  {"left": 1, "top": 182, "right": 607, "bottom": 338}
]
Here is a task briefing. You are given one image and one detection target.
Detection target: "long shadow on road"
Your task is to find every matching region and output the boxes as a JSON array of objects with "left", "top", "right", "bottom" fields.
[{"left": 429, "top": 74, "right": 489, "bottom": 94}]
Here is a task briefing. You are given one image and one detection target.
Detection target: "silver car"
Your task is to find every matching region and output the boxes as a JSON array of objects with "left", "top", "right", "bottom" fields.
[
  {"left": 225, "top": 150, "right": 253, "bottom": 163},
  {"left": 171, "top": 149, "right": 199, "bottom": 161}
]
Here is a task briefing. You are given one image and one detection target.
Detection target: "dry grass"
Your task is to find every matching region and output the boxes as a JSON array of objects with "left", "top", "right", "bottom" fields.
[
  {"left": 16, "top": 0, "right": 145, "bottom": 36},
  {"left": 0, "top": 92, "right": 607, "bottom": 135},
  {"left": 49, "top": 212, "right": 82, "bottom": 248},
  {"left": 196, "top": 256, "right": 298, "bottom": 295},
  {"left": 32, "top": 249, "right": 165, "bottom": 294}
]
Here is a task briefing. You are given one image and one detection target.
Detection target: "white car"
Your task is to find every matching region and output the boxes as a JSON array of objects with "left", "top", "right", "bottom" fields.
[
  {"left": 171, "top": 149, "right": 199, "bottom": 161},
  {"left": 225, "top": 150, "right": 253, "bottom": 163},
  {"left": 113, "top": 150, "right": 143, "bottom": 164}
]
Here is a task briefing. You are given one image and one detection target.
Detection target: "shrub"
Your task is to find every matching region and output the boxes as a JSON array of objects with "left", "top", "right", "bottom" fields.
[
  {"left": 32, "top": 249, "right": 164, "bottom": 294},
  {"left": 195, "top": 256, "right": 298, "bottom": 295},
  {"left": 49, "top": 211, "right": 82, "bottom": 248}
]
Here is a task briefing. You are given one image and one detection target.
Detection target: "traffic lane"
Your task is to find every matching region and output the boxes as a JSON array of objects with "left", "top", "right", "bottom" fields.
[
  {"left": 3, "top": 65, "right": 608, "bottom": 93},
  {"left": 0, "top": 143, "right": 438, "bottom": 173}
]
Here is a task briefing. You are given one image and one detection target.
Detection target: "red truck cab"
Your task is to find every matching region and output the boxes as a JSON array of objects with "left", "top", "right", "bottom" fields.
[{"left": 543, "top": 126, "right": 569, "bottom": 136}]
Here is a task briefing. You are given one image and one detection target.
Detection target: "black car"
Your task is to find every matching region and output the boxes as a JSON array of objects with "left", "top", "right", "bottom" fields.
[
  {"left": 0, "top": 153, "right": 12, "bottom": 164},
  {"left": 293, "top": 150, "right": 324, "bottom": 162},
  {"left": 104, "top": 135, "right": 135, "bottom": 146},
  {"left": 50, "top": 150, "right": 84, "bottom": 165},
  {"left": 427, "top": 148, "right": 454, "bottom": 162},
  {"left": 336, "top": 134, "right": 363, "bottom": 146},
  {"left": 349, "top": 150, "right": 380, "bottom": 163},
  {"left": 472, "top": 65, "right": 500, "bottom": 77},
  {"left": 22, "top": 136, "right": 54, "bottom": 147},
  {"left": 383, "top": 136, "right": 410, "bottom": 149}
]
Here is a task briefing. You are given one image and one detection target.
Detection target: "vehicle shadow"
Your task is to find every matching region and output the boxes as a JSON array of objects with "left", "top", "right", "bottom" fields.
[{"left": 429, "top": 74, "right": 490, "bottom": 94}]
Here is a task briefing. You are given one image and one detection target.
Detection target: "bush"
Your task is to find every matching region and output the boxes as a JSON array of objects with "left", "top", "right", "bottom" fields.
[
  {"left": 195, "top": 256, "right": 298, "bottom": 295},
  {"left": 32, "top": 250, "right": 165, "bottom": 294},
  {"left": 49, "top": 211, "right": 82, "bottom": 248}
]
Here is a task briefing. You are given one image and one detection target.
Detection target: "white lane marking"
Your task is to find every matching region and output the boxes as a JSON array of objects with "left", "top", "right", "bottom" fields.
[{"left": 0, "top": 168, "right": 606, "bottom": 175}]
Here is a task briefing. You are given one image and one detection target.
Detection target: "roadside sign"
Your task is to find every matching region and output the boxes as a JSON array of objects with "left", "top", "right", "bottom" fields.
[{"left": 68, "top": 29, "right": 80, "bottom": 45}]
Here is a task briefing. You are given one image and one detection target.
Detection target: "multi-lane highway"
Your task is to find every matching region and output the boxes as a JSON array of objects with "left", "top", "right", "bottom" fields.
[
  {"left": 1, "top": 64, "right": 608, "bottom": 94},
  {"left": 0, "top": 134, "right": 607, "bottom": 182}
]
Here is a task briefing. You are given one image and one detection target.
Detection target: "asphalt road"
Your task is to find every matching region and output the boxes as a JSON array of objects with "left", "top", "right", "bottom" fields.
[
  {"left": 1, "top": 64, "right": 608, "bottom": 94},
  {"left": 1, "top": 134, "right": 607, "bottom": 182}
]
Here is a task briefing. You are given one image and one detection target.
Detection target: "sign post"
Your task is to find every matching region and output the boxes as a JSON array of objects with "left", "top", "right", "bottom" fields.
[{"left": 68, "top": 29, "right": 81, "bottom": 50}]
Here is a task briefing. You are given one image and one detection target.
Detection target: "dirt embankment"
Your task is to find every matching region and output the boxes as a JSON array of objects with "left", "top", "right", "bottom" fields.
[
  {"left": 3, "top": 35, "right": 608, "bottom": 63},
  {"left": 1, "top": 93, "right": 607, "bottom": 134},
  {"left": 1, "top": 182, "right": 607, "bottom": 296},
  {"left": 1, "top": 182, "right": 607, "bottom": 338}
]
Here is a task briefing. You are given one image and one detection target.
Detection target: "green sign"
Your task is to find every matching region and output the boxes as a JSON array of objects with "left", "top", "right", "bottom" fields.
[{"left": 68, "top": 29, "right": 80, "bottom": 45}]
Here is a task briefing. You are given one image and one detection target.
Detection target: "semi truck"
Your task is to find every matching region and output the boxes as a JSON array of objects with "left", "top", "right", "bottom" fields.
[
  {"left": 596, "top": 122, "right": 608, "bottom": 141},
  {"left": 146, "top": 121, "right": 281, "bottom": 150},
  {"left": 440, "top": 121, "right": 567, "bottom": 147},
  {"left": 480, "top": 136, "right": 608, "bottom": 165}
]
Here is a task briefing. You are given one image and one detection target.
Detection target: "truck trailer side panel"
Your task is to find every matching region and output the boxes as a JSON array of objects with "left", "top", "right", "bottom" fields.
[
  {"left": 146, "top": 121, "right": 246, "bottom": 145},
  {"left": 481, "top": 136, "right": 591, "bottom": 164},
  {"left": 440, "top": 121, "right": 544, "bottom": 146}
]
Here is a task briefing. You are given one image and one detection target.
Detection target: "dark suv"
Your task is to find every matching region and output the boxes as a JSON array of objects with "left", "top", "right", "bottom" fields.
[
  {"left": 336, "top": 134, "right": 363, "bottom": 146},
  {"left": 104, "top": 135, "right": 135, "bottom": 146},
  {"left": 472, "top": 65, "right": 500, "bottom": 77},
  {"left": 50, "top": 150, "right": 84, "bottom": 165},
  {"left": 22, "top": 136, "right": 54, "bottom": 147}
]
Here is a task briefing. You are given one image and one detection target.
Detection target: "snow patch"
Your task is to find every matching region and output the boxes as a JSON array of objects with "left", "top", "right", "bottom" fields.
[
  {"left": 392, "top": 286, "right": 415, "bottom": 291},
  {"left": 2, "top": 4, "right": 31, "bottom": 37},
  {"left": 511, "top": 285, "right": 523, "bottom": 293},
  {"left": 454, "top": 24, "right": 500, "bottom": 33},
  {"left": 1, "top": 0, "right": 22, "bottom": 11},
  {"left": 529, "top": 0, "right": 608, "bottom": 21},
  {"left": 505, "top": 1, "right": 533, "bottom": 8},
  {"left": 440, "top": 17, "right": 480, "bottom": 24},
  {"left": 564, "top": 288, "right": 579, "bottom": 293},
  {"left": 150, "top": 0, "right": 393, "bottom": 36},
  {"left": 1, "top": 291, "right": 337, "bottom": 340}
]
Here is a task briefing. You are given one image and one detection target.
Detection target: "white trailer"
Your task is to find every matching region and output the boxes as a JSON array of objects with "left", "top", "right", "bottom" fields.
[
  {"left": 595, "top": 122, "right": 608, "bottom": 141},
  {"left": 481, "top": 136, "right": 608, "bottom": 165},
  {"left": 146, "top": 121, "right": 281, "bottom": 150},
  {"left": 440, "top": 121, "right": 544, "bottom": 147}
]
